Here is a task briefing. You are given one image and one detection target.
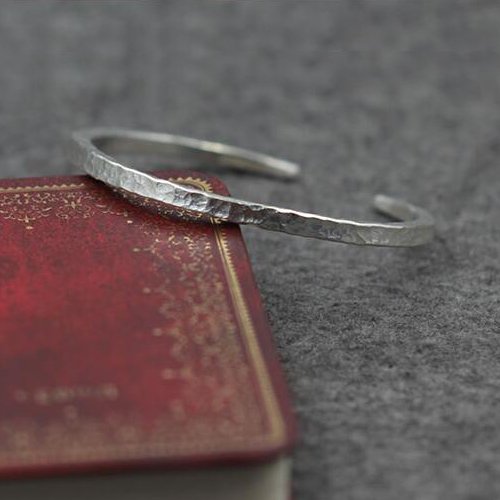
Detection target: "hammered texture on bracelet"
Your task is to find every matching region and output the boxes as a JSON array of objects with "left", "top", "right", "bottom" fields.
[{"left": 68, "top": 128, "right": 435, "bottom": 247}]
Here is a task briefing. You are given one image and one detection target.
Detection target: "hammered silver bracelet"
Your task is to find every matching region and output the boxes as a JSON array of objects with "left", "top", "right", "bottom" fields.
[{"left": 68, "top": 128, "right": 434, "bottom": 247}]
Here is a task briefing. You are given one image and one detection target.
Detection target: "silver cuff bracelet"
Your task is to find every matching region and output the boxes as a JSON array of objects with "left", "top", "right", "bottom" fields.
[{"left": 68, "top": 128, "right": 434, "bottom": 247}]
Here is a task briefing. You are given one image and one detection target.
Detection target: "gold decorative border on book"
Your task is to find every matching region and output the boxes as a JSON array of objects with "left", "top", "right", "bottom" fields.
[
  {"left": 0, "top": 183, "right": 86, "bottom": 193},
  {"left": 0, "top": 177, "right": 287, "bottom": 466},
  {"left": 0, "top": 182, "right": 129, "bottom": 229}
]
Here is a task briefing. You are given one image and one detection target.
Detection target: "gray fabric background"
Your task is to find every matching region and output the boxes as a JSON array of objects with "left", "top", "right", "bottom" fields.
[{"left": 1, "top": 1, "right": 499, "bottom": 499}]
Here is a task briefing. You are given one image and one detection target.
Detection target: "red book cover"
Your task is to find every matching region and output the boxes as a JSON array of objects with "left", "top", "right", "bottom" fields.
[{"left": 0, "top": 171, "right": 296, "bottom": 478}]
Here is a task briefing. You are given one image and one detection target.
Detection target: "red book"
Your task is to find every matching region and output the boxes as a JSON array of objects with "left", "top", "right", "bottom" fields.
[{"left": 0, "top": 172, "right": 295, "bottom": 500}]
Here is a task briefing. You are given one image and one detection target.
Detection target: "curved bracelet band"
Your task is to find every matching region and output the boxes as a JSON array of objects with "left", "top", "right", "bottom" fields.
[{"left": 68, "top": 128, "right": 434, "bottom": 247}]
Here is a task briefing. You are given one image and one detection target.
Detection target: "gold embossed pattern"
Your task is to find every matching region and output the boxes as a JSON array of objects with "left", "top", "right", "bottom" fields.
[
  {"left": 0, "top": 184, "right": 129, "bottom": 229},
  {"left": 0, "top": 177, "right": 286, "bottom": 467}
]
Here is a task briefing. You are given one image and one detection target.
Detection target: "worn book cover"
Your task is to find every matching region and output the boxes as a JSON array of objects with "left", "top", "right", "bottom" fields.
[{"left": 0, "top": 172, "right": 295, "bottom": 478}]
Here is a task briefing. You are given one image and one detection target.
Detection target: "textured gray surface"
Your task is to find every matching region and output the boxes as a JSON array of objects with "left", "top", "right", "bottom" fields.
[{"left": 1, "top": 1, "right": 499, "bottom": 499}]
